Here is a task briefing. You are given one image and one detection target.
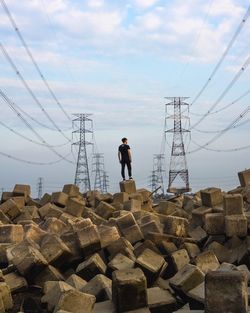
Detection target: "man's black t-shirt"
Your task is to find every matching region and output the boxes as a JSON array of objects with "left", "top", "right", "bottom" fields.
[{"left": 119, "top": 144, "right": 130, "bottom": 162}]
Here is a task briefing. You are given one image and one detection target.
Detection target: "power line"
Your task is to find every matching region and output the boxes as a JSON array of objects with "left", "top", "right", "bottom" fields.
[
  {"left": 190, "top": 56, "right": 250, "bottom": 130},
  {"left": 0, "top": 88, "right": 74, "bottom": 164},
  {"left": 0, "top": 0, "right": 72, "bottom": 122},
  {"left": 0, "top": 43, "right": 71, "bottom": 142},
  {"left": 190, "top": 5, "right": 250, "bottom": 106}
]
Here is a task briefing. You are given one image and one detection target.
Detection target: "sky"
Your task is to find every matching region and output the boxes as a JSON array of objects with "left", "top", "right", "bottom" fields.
[{"left": 0, "top": 0, "right": 250, "bottom": 196}]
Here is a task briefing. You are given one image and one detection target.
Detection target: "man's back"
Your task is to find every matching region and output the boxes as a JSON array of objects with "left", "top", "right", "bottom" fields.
[{"left": 119, "top": 144, "right": 130, "bottom": 161}]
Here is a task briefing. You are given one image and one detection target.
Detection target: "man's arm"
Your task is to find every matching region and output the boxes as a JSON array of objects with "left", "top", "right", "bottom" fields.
[
  {"left": 118, "top": 151, "right": 121, "bottom": 163},
  {"left": 128, "top": 149, "right": 132, "bottom": 162}
]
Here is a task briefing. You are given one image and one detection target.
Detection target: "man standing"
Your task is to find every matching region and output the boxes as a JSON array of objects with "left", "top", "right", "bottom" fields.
[{"left": 118, "top": 137, "right": 133, "bottom": 181}]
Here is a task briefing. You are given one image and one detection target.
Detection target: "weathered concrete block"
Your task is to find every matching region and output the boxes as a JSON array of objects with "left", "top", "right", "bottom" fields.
[
  {"left": 77, "top": 225, "right": 101, "bottom": 257},
  {"left": 51, "top": 192, "right": 68, "bottom": 208},
  {"left": 65, "top": 274, "right": 87, "bottom": 290},
  {"left": 0, "top": 224, "right": 23, "bottom": 243},
  {"left": 99, "top": 226, "right": 120, "bottom": 248},
  {"left": 195, "top": 251, "right": 219, "bottom": 274},
  {"left": 1, "top": 191, "right": 13, "bottom": 203},
  {"left": 169, "top": 263, "right": 205, "bottom": 293},
  {"left": 162, "top": 216, "right": 188, "bottom": 237},
  {"left": 13, "top": 184, "right": 30, "bottom": 201},
  {"left": 170, "top": 249, "right": 190, "bottom": 272},
  {"left": 93, "top": 300, "right": 116, "bottom": 313},
  {"left": 124, "top": 199, "right": 141, "bottom": 212},
  {"left": 113, "top": 192, "right": 129, "bottom": 204},
  {"left": 24, "top": 223, "right": 47, "bottom": 244},
  {"left": 147, "top": 287, "right": 176, "bottom": 313},
  {"left": 136, "top": 248, "right": 166, "bottom": 286},
  {"left": 116, "top": 212, "right": 136, "bottom": 231},
  {"left": 54, "top": 289, "right": 95, "bottom": 313},
  {"left": 40, "top": 193, "right": 51, "bottom": 206},
  {"left": 108, "top": 253, "right": 134, "bottom": 273},
  {"left": 225, "top": 215, "right": 247, "bottom": 237},
  {"left": 238, "top": 169, "right": 250, "bottom": 187},
  {"left": 192, "top": 206, "right": 213, "bottom": 227},
  {"left": 200, "top": 188, "right": 222, "bottom": 207},
  {"left": 39, "top": 203, "right": 61, "bottom": 218},
  {"left": 0, "top": 199, "right": 22, "bottom": 219},
  {"left": 65, "top": 198, "right": 85, "bottom": 217},
  {"left": 120, "top": 180, "right": 136, "bottom": 194},
  {"left": 0, "top": 282, "right": 13, "bottom": 310},
  {"left": 205, "top": 213, "right": 225, "bottom": 235},
  {"left": 82, "top": 274, "right": 112, "bottom": 302},
  {"left": 140, "top": 221, "right": 162, "bottom": 238},
  {"left": 3, "top": 271, "right": 27, "bottom": 293},
  {"left": 76, "top": 253, "right": 106, "bottom": 281},
  {"left": 223, "top": 194, "right": 244, "bottom": 215},
  {"left": 157, "top": 200, "right": 178, "bottom": 216},
  {"left": 183, "top": 242, "right": 201, "bottom": 259},
  {"left": 63, "top": 184, "right": 80, "bottom": 197},
  {"left": 42, "top": 218, "right": 67, "bottom": 235},
  {"left": 96, "top": 201, "right": 116, "bottom": 220},
  {"left": 34, "top": 265, "right": 64, "bottom": 287},
  {"left": 106, "top": 238, "right": 135, "bottom": 260},
  {"left": 112, "top": 268, "right": 147, "bottom": 313},
  {"left": 122, "top": 224, "right": 144, "bottom": 245},
  {"left": 205, "top": 270, "right": 248, "bottom": 313}
]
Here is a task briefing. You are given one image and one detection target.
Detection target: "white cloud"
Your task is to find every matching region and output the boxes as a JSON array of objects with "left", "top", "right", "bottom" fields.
[
  {"left": 133, "top": 0, "right": 159, "bottom": 9},
  {"left": 87, "top": 0, "right": 105, "bottom": 9}
]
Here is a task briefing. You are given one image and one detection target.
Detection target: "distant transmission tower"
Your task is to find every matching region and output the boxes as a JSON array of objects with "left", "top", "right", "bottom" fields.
[
  {"left": 148, "top": 170, "right": 158, "bottom": 192},
  {"left": 37, "top": 177, "right": 44, "bottom": 199},
  {"left": 153, "top": 154, "right": 165, "bottom": 196},
  {"left": 92, "top": 153, "right": 104, "bottom": 191},
  {"left": 165, "top": 97, "right": 191, "bottom": 194},
  {"left": 102, "top": 171, "right": 109, "bottom": 193},
  {"left": 73, "top": 114, "right": 93, "bottom": 192}
]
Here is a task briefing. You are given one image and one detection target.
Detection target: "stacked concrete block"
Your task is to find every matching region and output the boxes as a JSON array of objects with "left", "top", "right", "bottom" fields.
[
  {"left": 119, "top": 180, "right": 136, "bottom": 194},
  {"left": 238, "top": 169, "right": 250, "bottom": 187},
  {"left": 76, "top": 253, "right": 107, "bottom": 281},
  {"left": 200, "top": 187, "right": 222, "bottom": 207},
  {"left": 204, "top": 213, "right": 225, "bottom": 235}
]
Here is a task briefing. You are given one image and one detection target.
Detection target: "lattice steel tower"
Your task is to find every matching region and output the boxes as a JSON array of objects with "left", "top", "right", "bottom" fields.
[
  {"left": 37, "top": 177, "right": 44, "bottom": 199},
  {"left": 92, "top": 153, "right": 104, "bottom": 191},
  {"left": 165, "top": 97, "right": 191, "bottom": 194},
  {"left": 73, "top": 114, "right": 93, "bottom": 192},
  {"left": 102, "top": 171, "right": 109, "bottom": 194},
  {"left": 153, "top": 154, "right": 165, "bottom": 196}
]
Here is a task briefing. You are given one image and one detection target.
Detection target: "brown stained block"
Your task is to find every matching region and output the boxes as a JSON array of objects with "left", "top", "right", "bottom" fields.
[
  {"left": 225, "top": 215, "right": 247, "bottom": 237},
  {"left": 157, "top": 200, "right": 178, "bottom": 216},
  {"left": 122, "top": 224, "right": 144, "bottom": 245},
  {"left": 24, "top": 224, "right": 47, "bottom": 244},
  {"left": 189, "top": 226, "right": 207, "bottom": 244},
  {"left": 51, "top": 192, "right": 68, "bottom": 208},
  {"left": 112, "top": 268, "right": 148, "bottom": 313},
  {"left": 113, "top": 192, "right": 129, "bottom": 204},
  {"left": 108, "top": 253, "right": 135, "bottom": 273},
  {"left": 34, "top": 265, "right": 64, "bottom": 287},
  {"left": 1, "top": 192, "right": 13, "bottom": 203},
  {"left": 206, "top": 241, "right": 231, "bottom": 263},
  {"left": 147, "top": 287, "right": 176, "bottom": 313},
  {"left": 169, "top": 263, "right": 205, "bottom": 293},
  {"left": 0, "top": 211, "right": 11, "bottom": 224},
  {"left": 65, "top": 198, "right": 85, "bottom": 217},
  {"left": 205, "top": 270, "right": 248, "bottom": 313},
  {"left": 10, "top": 196, "right": 25, "bottom": 209},
  {"left": 77, "top": 225, "right": 101, "bottom": 257},
  {"left": 116, "top": 212, "right": 136, "bottom": 231},
  {"left": 65, "top": 274, "right": 87, "bottom": 291},
  {"left": 54, "top": 289, "right": 96, "bottom": 313},
  {"left": 119, "top": 180, "right": 136, "bottom": 194},
  {"left": 170, "top": 249, "right": 190, "bottom": 272},
  {"left": 76, "top": 253, "right": 107, "bottom": 281},
  {"left": 0, "top": 224, "right": 23, "bottom": 244},
  {"left": 0, "top": 199, "right": 22, "bottom": 220},
  {"left": 42, "top": 218, "right": 67, "bottom": 235},
  {"left": 13, "top": 184, "right": 31, "bottom": 201},
  {"left": 205, "top": 213, "right": 225, "bottom": 235},
  {"left": 82, "top": 274, "right": 112, "bottom": 302},
  {"left": 0, "top": 282, "right": 13, "bottom": 310},
  {"left": 99, "top": 226, "right": 120, "bottom": 248},
  {"left": 136, "top": 248, "right": 166, "bottom": 286},
  {"left": 95, "top": 201, "right": 116, "bottom": 220},
  {"left": 39, "top": 203, "right": 63, "bottom": 219},
  {"left": 106, "top": 237, "right": 135, "bottom": 260},
  {"left": 195, "top": 251, "right": 220, "bottom": 274},
  {"left": 123, "top": 199, "right": 141, "bottom": 212},
  {"left": 4, "top": 272, "right": 27, "bottom": 293},
  {"left": 140, "top": 221, "right": 162, "bottom": 238},
  {"left": 200, "top": 188, "right": 222, "bottom": 207},
  {"left": 192, "top": 206, "right": 213, "bottom": 227},
  {"left": 223, "top": 194, "right": 244, "bottom": 215},
  {"left": 60, "top": 231, "right": 82, "bottom": 264},
  {"left": 63, "top": 184, "right": 80, "bottom": 197},
  {"left": 40, "top": 193, "right": 51, "bottom": 206},
  {"left": 162, "top": 215, "right": 188, "bottom": 237},
  {"left": 183, "top": 242, "right": 201, "bottom": 259},
  {"left": 40, "top": 234, "right": 72, "bottom": 267},
  {"left": 238, "top": 169, "right": 250, "bottom": 187},
  {"left": 93, "top": 300, "right": 116, "bottom": 313}
]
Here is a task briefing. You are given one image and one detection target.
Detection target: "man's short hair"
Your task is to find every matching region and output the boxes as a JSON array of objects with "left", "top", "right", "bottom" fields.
[{"left": 122, "top": 137, "right": 127, "bottom": 143}]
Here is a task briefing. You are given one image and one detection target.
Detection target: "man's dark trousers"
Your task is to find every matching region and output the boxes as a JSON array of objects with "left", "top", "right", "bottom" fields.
[{"left": 121, "top": 160, "right": 132, "bottom": 179}]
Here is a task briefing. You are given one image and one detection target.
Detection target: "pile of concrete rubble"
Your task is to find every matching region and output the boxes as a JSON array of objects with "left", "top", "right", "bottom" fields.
[{"left": 0, "top": 169, "right": 250, "bottom": 313}]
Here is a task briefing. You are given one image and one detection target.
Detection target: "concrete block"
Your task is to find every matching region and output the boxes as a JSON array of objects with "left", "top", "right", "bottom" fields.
[
  {"left": 24, "top": 223, "right": 47, "bottom": 244},
  {"left": 40, "top": 193, "right": 51, "bottom": 206},
  {"left": 129, "top": 193, "right": 143, "bottom": 202},
  {"left": 205, "top": 270, "right": 248, "bottom": 313},
  {"left": 93, "top": 300, "right": 115, "bottom": 313},
  {"left": 10, "top": 196, "right": 25, "bottom": 209},
  {"left": 77, "top": 225, "right": 101, "bottom": 257},
  {"left": 120, "top": 180, "right": 136, "bottom": 194},
  {"left": 96, "top": 201, "right": 116, "bottom": 219},
  {"left": 0, "top": 282, "right": 13, "bottom": 310},
  {"left": 140, "top": 221, "right": 162, "bottom": 237},
  {"left": 189, "top": 226, "right": 207, "bottom": 244},
  {"left": 170, "top": 249, "right": 190, "bottom": 272},
  {"left": 106, "top": 237, "right": 135, "bottom": 260},
  {"left": 42, "top": 218, "right": 67, "bottom": 235},
  {"left": 34, "top": 265, "right": 64, "bottom": 287},
  {"left": 147, "top": 287, "right": 176, "bottom": 313},
  {"left": 169, "top": 264, "right": 205, "bottom": 293},
  {"left": 0, "top": 224, "right": 23, "bottom": 243},
  {"left": 113, "top": 192, "right": 129, "bottom": 204},
  {"left": 206, "top": 241, "right": 231, "bottom": 263},
  {"left": 238, "top": 169, "right": 250, "bottom": 187},
  {"left": 223, "top": 194, "right": 244, "bottom": 215},
  {"left": 39, "top": 203, "right": 61, "bottom": 218},
  {"left": 136, "top": 248, "right": 166, "bottom": 286},
  {"left": 116, "top": 212, "right": 136, "bottom": 231},
  {"left": 162, "top": 216, "right": 188, "bottom": 237},
  {"left": 0, "top": 199, "right": 22, "bottom": 219},
  {"left": 205, "top": 213, "right": 225, "bottom": 235},
  {"left": 108, "top": 253, "right": 135, "bottom": 273},
  {"left": 82, "top": 274, "right": 112, "bottom": 302},
  {"left": 51, "top": 192, "right": 68, "bottom": 208},
  {"left": 183, "top": 242, "right": 201, "bottom": 259},
  {"left": 200, "top": 188, "right": 222, "bottom": 207},
  {"left": 99, "top": 226, "right": 120, "bottom": 248},
  {"left": 65, "top": 274, "right": 87, "bottom": 290},
  {"left": 112, "top": 268, "right": 148, "bottom": 313},
  {"left": 123, "top": 199, "right": 141, "bottom": 212},
  {"left": 76, "top": 253, "right": 106, "bottom": 281},
  {"left": 192, "top": 206, "right": 213, "bottom": 227},
  {"left": 122, "top": 224, "right": 144, "bottom": 244},
  {"left": 62, "top": 184, "right": 80, "bottom": 197},
  {"left": 65, "top": 198, "right": 85, "bottom": 217},
  {"left": 1, "top": 191, "right": 13, "bottom": 203},
  {"left": 195, "top": 251, "right": 220, "bottom": 274},
  {"left": 13, "top": 184, "right": 30, "bottom": 201},
  {"left": 225, "top": 215, "right": 247, "bottom": 237},
  {"left": 157, "top": 200, "right": 178, "bottom": 216}
]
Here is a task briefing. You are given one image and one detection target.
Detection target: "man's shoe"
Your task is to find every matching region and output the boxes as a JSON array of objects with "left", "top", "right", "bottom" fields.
[
  {"left": 123, "top": 178, "right": 126, "bottom": 181},
  {"left": 129, "top": 177, "right": 133, "bottom": 180}
]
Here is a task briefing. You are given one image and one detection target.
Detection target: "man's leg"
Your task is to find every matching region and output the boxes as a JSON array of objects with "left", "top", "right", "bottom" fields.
[
  {"left": 121, "top": 161, "right": 126, "bottom": 180},
  {"left": 126, "top": 161, "right": 132, "bottom": 178}
]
